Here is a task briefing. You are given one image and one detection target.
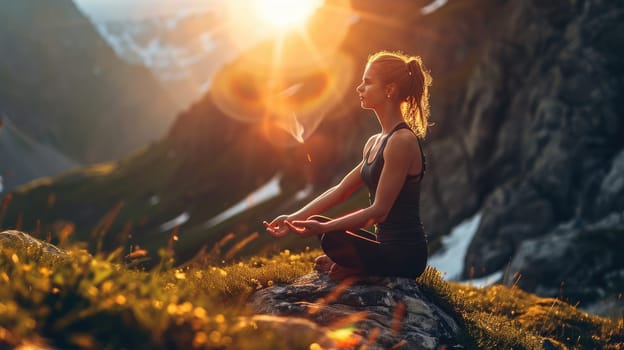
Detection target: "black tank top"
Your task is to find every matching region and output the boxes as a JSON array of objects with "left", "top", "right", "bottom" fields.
[{"left": 360, "top": 122, "right": 427, "bottom": 242}]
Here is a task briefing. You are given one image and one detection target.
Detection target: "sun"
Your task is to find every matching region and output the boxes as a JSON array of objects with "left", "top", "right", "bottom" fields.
[{"left": 250, "top": 0, "right": 324, "bottom": 31}]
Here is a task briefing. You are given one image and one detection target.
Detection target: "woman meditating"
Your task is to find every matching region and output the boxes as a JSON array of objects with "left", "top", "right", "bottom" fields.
[{"left": 264, "top": 51, "right": 431, "bottom": 281}]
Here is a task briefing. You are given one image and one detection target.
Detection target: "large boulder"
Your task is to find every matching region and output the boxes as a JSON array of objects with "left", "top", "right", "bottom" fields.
[
  {"left": 505, "top": 213, "right": 624, "bottom": 317},
  {"left": 249, "top": 272, "right": 461, "bottom": 350}
]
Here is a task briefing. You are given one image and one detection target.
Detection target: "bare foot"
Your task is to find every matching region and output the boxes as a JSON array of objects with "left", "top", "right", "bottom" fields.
[
  {"left": 314, "top": 255, "right": 334, "bottom": 273},
  {"left": 328, "top": 263, "right": 364, "bottom": 282}
]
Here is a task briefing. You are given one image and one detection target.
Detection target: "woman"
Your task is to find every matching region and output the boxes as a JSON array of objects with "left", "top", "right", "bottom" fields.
[{"left": 264, "top": 51, "right": 432, "bottom": 280}]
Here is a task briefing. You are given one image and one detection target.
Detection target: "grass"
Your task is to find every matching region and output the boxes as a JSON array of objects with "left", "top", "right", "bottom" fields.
[{"left": 0, "top": 235, "right": 622, "bottom": 350}]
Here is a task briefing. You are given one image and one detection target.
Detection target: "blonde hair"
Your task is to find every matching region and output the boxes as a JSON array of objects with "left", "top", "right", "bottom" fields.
[{"left": 367, "top": 51, "right": 432, "bottom": 138}]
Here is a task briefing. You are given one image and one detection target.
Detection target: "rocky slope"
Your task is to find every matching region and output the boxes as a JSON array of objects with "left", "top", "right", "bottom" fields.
[{"left": 0, "top": 0, "right": 180, "bottom": 164}]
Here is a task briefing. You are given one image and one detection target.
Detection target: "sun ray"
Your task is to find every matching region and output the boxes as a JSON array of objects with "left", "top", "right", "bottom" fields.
[{"left": 297, "top": 29, "right": 331, "bottom": 69}]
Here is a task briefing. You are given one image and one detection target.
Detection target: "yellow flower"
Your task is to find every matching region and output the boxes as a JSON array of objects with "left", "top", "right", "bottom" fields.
[
  {"left": 193, "top": 331, "right": 207, "bottom": 346},
  {"left": 115, "top": 294, "right": 127, "bottom": 305},
  {"left": 175, "top": 270, "right": 186, "bottom": 280},
  {"left": 193, "top": 307, "right": 207, "bottom": 320}
]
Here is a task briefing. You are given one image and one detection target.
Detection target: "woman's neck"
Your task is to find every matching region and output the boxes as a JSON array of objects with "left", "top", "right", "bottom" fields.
[{"left": 376, "top": 104, "right": 405, "bottom": 134}]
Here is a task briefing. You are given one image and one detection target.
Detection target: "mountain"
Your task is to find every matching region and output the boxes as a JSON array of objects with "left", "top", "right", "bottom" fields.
[
  {"left": 0, "top": 117, "right": 78, "bottom": 192},
  {"left": 0, "top": 0, "right": 180, "bottom": 165},
  {"left": 2, "top": 0, "right": 623, "bottom": 316},
  {"left": 91, "top": 9, "right": 236, "bottom": 108}
]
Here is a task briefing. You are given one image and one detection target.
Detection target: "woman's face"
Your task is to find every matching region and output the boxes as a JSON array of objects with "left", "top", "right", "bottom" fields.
[{"left": 356, "top": 63, "right": 387, "bottom": 111}]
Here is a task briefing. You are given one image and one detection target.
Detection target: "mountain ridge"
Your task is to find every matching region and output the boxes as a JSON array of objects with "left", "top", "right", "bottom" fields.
[{"left": 0, "top": 0, "right": 180, "bottom": 165}]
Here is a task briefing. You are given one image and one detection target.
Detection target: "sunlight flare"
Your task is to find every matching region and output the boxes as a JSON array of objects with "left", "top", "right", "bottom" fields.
[
  {"left": 214, "top": 0, "right": 355, "bottom": 144},
  {"left": 251, "top": 0, "right": 324, "bottom": 31}
]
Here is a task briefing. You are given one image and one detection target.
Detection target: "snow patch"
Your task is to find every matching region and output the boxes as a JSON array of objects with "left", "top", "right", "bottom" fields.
[
  {"left": 204, "top": 174, "right": 282, "bottom": 227},
  {"left": 428, "top": 212, "right": 482, "bottom": 281},
  {"left": 421, "top": 0, "right": 448, "bottom": 15},
  {"left": 294, "top": 184, "right": 314, "bottom": 201},
  {"left": 460, "top": 270, "right": 504, "bottom": 287},
  {"left": 160, "top": 212, "right": 190, "bottom": 232},
  {"left": 149, "top": 195, "right": 160, "bottom": 206}
]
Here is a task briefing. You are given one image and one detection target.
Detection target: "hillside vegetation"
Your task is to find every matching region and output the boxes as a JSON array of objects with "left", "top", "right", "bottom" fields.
[{"left": 0, "top": 237, "right": 622, "bottom": 349}]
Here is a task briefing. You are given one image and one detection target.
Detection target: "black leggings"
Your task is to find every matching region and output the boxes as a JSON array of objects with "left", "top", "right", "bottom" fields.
[{"left": 311, "top": 216, "right": 428, "bottom": 278}]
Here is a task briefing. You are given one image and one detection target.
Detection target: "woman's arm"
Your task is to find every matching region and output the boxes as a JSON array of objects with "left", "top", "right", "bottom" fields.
[
  {"left": 265, "top": 134, "right": 378, "bottom": 237},
  {"left": 288, "top": 131, "right": 420, "bottom": 236},
  {"left": 265, "top": 161, "right": 365, "bottom": 237},
  {"left": 287, "top": 161, "right": 365, "bottom": 220}
]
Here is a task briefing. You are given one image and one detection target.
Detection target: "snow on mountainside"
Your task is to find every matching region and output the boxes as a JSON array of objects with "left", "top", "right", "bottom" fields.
[{"left": 91, "top": 9, "right": 237, "bottom": 107}]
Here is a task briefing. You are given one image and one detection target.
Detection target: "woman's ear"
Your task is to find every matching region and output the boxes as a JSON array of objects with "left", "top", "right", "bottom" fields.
[{"left": 385, "top": 83, "right": 398, "bottom": 98}]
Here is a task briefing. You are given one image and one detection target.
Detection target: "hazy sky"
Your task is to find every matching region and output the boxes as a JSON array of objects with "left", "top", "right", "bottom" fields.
[{"left": 72, "top": 0, "right": 219, "bottom": 21}]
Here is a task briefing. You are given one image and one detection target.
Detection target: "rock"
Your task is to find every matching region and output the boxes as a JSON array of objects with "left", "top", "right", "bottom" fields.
[
  {"left": 593, "top": 149, "right": 624, "bottom": 217},
  {"left": 505, "top": 213, "right": 624, "bottom": 315},
  {"left": 249, "top": 272, "right": 461, "bottom": 350},
  {"left": 0, "top": 230, "right": 65, "bottom": 255},
  {"left": 462, "top": 0, "right": 624, "bottom": 279},
  {"left": 234, "top": 314, "right": 338, "bottom": 349}
]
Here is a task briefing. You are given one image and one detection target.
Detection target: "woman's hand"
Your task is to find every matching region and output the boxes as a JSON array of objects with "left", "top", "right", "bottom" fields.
[
  {"left": 285, "top": 220, "right": 325, "bottom": 238},
  {"left": 263, "top": 215, "right": 291, "bottom": 238}
]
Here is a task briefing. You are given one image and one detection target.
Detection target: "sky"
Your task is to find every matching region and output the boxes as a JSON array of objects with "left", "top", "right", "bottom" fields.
[{"left": 72, "top": 0, "right": 219, "bottom": 21}]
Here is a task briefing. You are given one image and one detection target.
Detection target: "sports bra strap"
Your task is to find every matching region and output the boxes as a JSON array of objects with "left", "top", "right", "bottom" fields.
[
  {"left": 365, "top": 122, "right": 426, "bottom": 180},
  {"left": 390, "top": 122, "right": 426, "bottom": 180}
]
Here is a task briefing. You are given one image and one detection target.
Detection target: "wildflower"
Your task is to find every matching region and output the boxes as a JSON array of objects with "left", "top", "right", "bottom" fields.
[
  {"left": 193, "top": 331, "right": 207, "bottom": 346},
  {"left": 209, "top": 331, "right": 221, "bottom": 343},
  {"left": 101, "top": 281, "right": 113, "bottom": 293},
  {"left": 179, "top": 302, "right": 193, "bottom": 313},
  {"left": 167, "top": 303, "right": 178, "bottom": 315},
  {"left": 115, "top": 294, "right": 127, "bottom": 305},
  {"left": 193, "top": 307, "right": 207, "bottom": 320},
  {"left": 88, "top": 286, "right": 99, "bottom": 297},
  {"left": 175, "top": 270, "right": 186, "bottom": 280}
]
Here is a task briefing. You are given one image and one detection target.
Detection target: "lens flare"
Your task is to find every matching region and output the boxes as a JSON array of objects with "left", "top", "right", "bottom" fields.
[
  {"left": 211, "top": 52, "right": 354, "bottom": 145},
  {"left": 212, "top": 0, "right": 355, "bottom": 145}
]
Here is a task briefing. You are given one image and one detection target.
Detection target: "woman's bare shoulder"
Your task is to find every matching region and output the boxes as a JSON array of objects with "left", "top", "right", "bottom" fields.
[{"left": 385, "top": 129, "right": 420, "bottom": 156}]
